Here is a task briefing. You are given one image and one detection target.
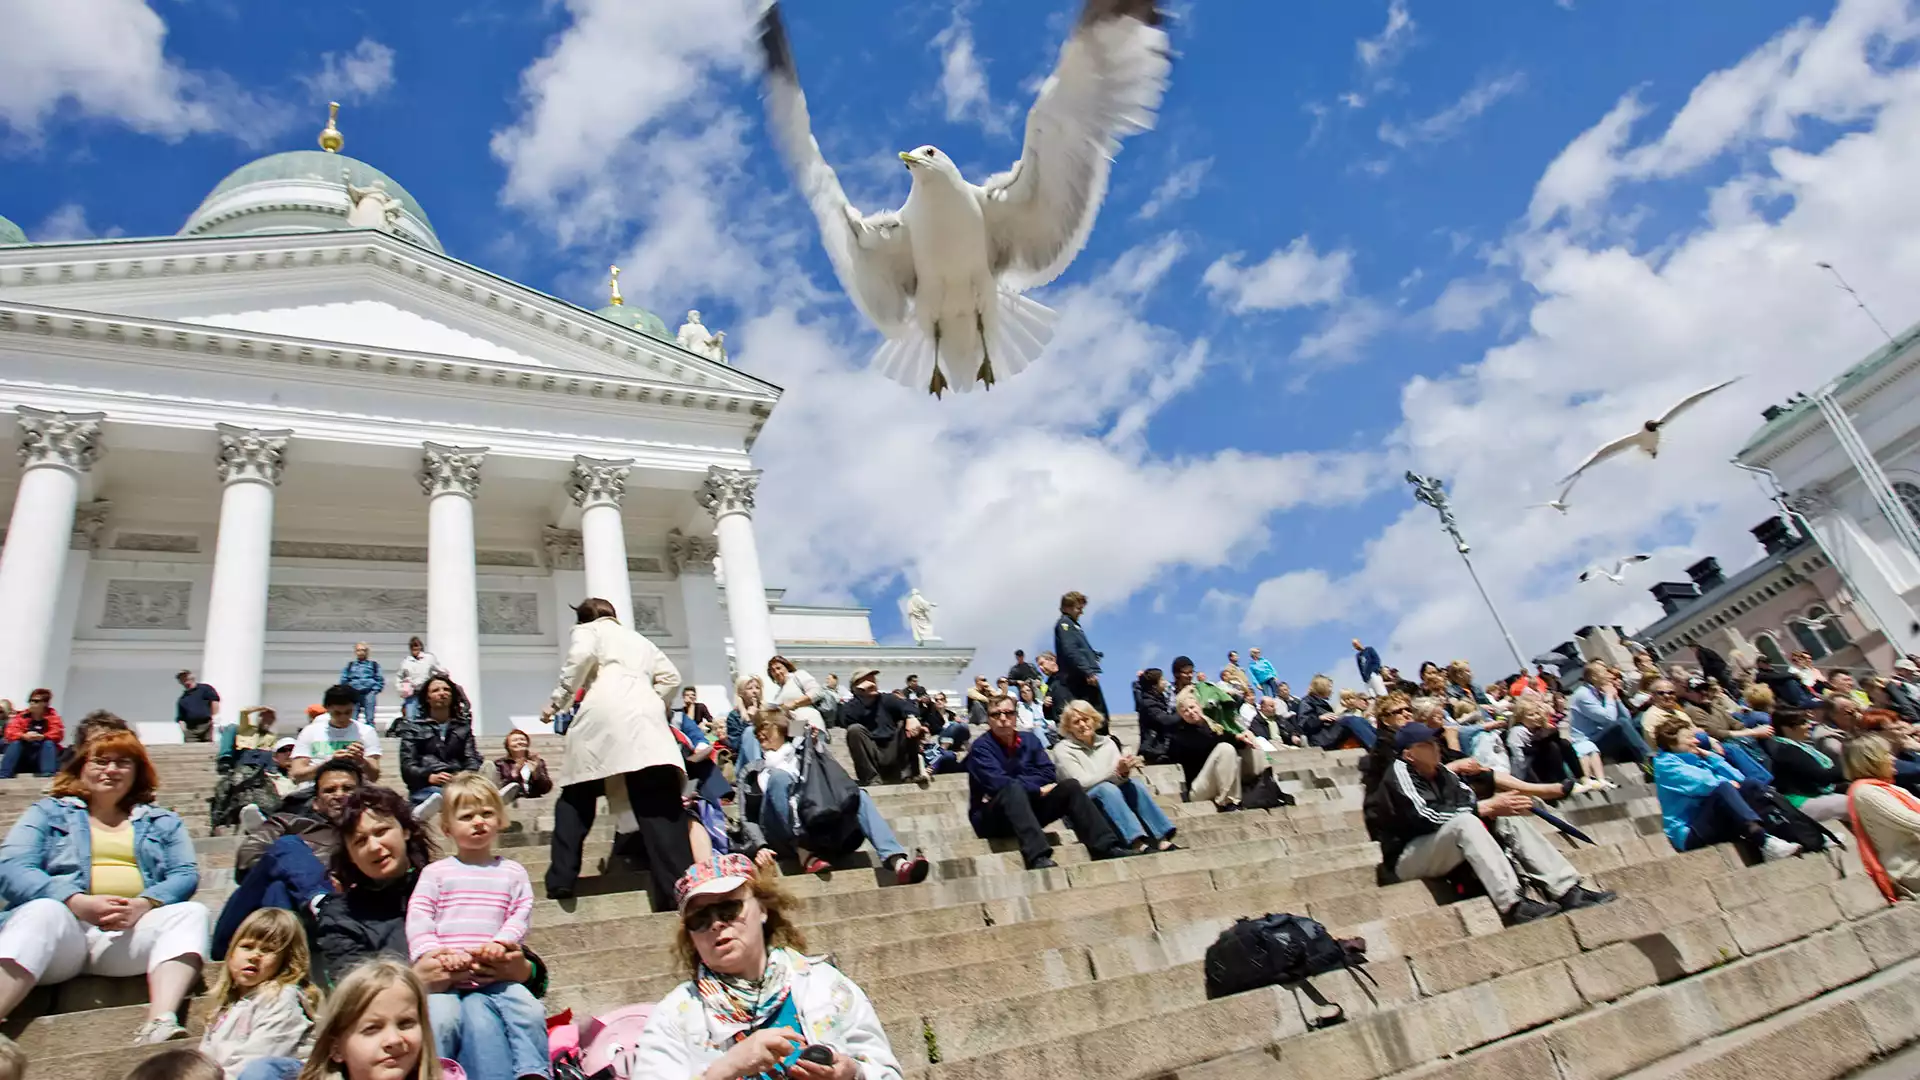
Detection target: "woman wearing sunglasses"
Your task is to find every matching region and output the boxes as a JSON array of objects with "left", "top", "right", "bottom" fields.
[{"left": 634, "top": 854, "right": 901, "bottom": 1079}]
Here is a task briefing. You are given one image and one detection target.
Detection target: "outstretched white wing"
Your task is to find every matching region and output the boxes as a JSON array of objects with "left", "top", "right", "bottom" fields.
[
  {"left": 1657, "top": 377, "right": 1742, "bottom": 426},
  {"left": 978, "top": 0, "right": 1171, "bottom": 292},
  {"left": 759, "top": 3, "right": 917, "bottom": 332},
  {"left": 1558, "top": 431, "right": 1646, "bottom": 487}
]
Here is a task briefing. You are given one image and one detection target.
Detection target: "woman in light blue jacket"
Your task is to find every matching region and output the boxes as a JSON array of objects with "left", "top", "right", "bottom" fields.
[
  {"left": 1650, "top": 714, "right": 1801, "bottom": 863},
  {"left": 0, "top": 730, "right": 209, "bottom": 1045}
]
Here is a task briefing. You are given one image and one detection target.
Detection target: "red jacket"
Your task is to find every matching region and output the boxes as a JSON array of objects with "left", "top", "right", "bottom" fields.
[{"left": 4, "top": 708, "right": 62, "bottom": 744}]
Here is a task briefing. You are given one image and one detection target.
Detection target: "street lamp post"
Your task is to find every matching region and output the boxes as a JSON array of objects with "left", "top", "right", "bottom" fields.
[{"left": 1406, "top": 471, "right": 1530, "bottom": 672}]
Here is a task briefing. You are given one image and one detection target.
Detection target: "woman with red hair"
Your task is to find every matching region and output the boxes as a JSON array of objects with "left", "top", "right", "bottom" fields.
[{"left": 0, "top": 730, "right": 209, "bottom": 1044}]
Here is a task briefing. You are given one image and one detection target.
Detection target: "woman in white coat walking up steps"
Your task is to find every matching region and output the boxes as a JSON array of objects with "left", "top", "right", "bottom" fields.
[{"left": 541, "top": 597, "right": 695, "bottom": 907}]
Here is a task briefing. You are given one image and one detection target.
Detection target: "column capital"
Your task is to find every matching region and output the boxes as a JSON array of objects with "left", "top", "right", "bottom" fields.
[
  {"left": 568, "top": 456, "right": 633, "bottom": 510},
  {"left": 666, "top": 528, "right": 720, "bottom": 576},
  {"left": 17, "top": 406, "right": 105, "bottom": 474},
  {"left": 214, "top": 424, "right": 292, "bottom": 486},
  {"left": 697, "top": 466, "right": 761, "bottom": 521},
  {"left": 421, "top": 442, "right": 489, "bottom": 499},
  {"left": 541, "top": 526, "right": 584, "bottom": 571}
]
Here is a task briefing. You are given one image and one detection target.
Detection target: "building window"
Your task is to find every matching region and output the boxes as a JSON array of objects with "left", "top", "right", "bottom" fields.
[
  {"left": 1754, "top": 634, "right": 1787, "bottom": 666},
  {"left": 1807, "top": 605, "right": 1850, "bottom": 654},
  {"left": 1790, "top": 617, "right": 1830, "bottom": 661},
  {"left": 1898, "top": 481, "right": 1920, "bottom": 528}
]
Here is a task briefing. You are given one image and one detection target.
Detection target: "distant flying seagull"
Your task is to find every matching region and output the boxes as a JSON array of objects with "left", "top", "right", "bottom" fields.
[
  {"left": 1529, "top": 478, "right": 1579, "bottom": 514},
  {"left": 758, "top": 0, "right": 1171, "bottom": 397},
  {"left": 1558, "top": 378, "right": 1743, "bottom": 488},
  {"left": 1579, "top": 554, "right": 1652, "bottom": 585}
]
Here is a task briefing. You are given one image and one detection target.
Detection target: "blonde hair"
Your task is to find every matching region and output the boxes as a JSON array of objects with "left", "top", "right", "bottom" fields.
[
  {"left": 1447, "top": 699, "right": 1478, "bottom": 720},
  {"left": 1743, "top": 684, "right": 1775, "bottom": 713},
  {"left": 751, "top": 707, "right": 787, "bottom": 745},
  {"left": 1845, "top": 734, "right": 1894, "bottom": 782},
  {"left": 1173, "top": 687, "right": 1202, "bottom": 713},
  {"left": 735, "top": 674, "right": 764, "bottom": 711},
  {"left": 1338, "top": 689, "right": 1367, "bottom": 711},
  {"left": 438, "top": 772, "right": 508, "bottom": 829},
  {"left": 1059, "top": 700, "right": 1102, "bottom": 735},
  {"left": 298, "top": 959, "right": 441, "bottom": 1080},
  {"left": 202, "top": 907, "right": 319, "bottom": 1023},
  {"left": 1307, "top": 675, "right": 1333, "bottom": 698}
]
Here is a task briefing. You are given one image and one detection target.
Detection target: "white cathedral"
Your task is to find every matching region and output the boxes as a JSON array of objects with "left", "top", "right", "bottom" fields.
[{"left": 0, "top": 107, "right": 971, "bottom": 734}]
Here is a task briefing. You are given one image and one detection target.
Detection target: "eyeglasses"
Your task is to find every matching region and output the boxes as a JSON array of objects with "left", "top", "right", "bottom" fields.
[
  {"left": 684, "top": 898, "right": 746, "bottom": 934},
  {"left": 85, "top": 757, "right": 137, "bottom": 774},
  {"left": 28, "top": 698, "right": 49, "bottom": 705}
]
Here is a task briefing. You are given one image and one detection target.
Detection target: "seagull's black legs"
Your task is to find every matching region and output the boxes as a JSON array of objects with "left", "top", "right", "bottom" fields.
[
  {"left": 928, "top": 322, "right": 948, "bottom": 398},
  {"left": 975, "top": 312, "right": 996, "bottom": 390}
]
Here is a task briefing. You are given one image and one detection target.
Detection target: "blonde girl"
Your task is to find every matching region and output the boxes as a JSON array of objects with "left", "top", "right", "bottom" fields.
[
  {"left": 199, "top": 908, "right": 318, "bottom": 1080},
  {"left": 297, "top": 959, "right": 441, "bottom": 1080}
]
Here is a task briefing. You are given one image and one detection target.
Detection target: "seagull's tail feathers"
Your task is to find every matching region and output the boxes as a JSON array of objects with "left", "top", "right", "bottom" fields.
[
  {"left": 985, "top": 289, "right": 1059, "bottom": 386},
  {"left": 872, "top": 291, "right": 1059, "bottom": 398},
  {"left": 873, "top": 328, "right": 943, "bottom": 397}
]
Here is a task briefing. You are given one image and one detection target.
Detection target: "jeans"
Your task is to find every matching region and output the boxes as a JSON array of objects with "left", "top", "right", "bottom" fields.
[
  {"left": 1086, "top": 777, "right": 1175, "bottom": 844},
  {"left": 1683, "top": 781, "right": 1764, "bottom": 851},
  {"left": 938, "top": 721, "right": 972, "bottom": 753},
  {"left": 1317, "top": 714, "right": 1376, "bottom": 749},
  {"left": 1591, "top": 718, "right": 1651, "bottom": 765},
  {"left": 353, "top": 690, "right": 380, "bottom": 727},
  {"left": 0, "top": 739, "right": 57, "bottom": 778},
  {"left": 736, "top": 723, "right": 764, "bottom": 766},
  {"left": 214, "top": 835, "right": 332, "bottom": 959},
  {"left": 759, "top": 769, "right": 905, "bottom": 861},
  {"left": 431, "top": 981, "right": 551, "bottom": 1080},
  {"left": 404, "top": 694, "right": 423, "bottom": 722},
  {"left": 1257, "top": 678, "right": 1282, "bottom": 700},
  {"left": 410, "top": 784, "right": 443, "bottom": 806},
  {"left": 237, "top": 1058, "right": 303, "bottom": 1080}
]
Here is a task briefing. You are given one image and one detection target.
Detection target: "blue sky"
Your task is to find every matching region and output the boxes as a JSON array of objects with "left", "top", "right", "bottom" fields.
[{"left": 5, "top": 0, "right": 1919, "bottom": 690}]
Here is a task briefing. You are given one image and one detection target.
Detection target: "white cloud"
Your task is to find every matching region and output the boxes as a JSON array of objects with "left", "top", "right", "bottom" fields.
[
  {"left": 1203, "top": 236, "right": 1355, "bottom": 313},
  {"left": 1356, "top": 0, "right": 1416, "bottom": 73},
  {"left": 1136, "top": 158, "right": 1212, "bottom": 220},
  {"left": 0, "top": 0, "right": 285, "bottom": 143},
  {"left": 1529, "top": 0, "right": 1920, "bottom": 227},
  {"left": 31, "top": 203, "right": 120, "bottom": 243},
  {"left": 1242, "top": 0, "right": 1920, "bottom": 678},
  {"left": 303, "top": 39, "right": 396, "bottom": 105},
  {"left": 1425, "top": 278, "right": 1510, "bottom": 333},
  {"left": 1294, "top": 300, "right": 1390, "bottom": 366},
  {"left": 932, "top": 7, "right": 1016, "bottom": 135},
  {"left": 1378, "top": 71, "right": 1526, "bottom": 148}
]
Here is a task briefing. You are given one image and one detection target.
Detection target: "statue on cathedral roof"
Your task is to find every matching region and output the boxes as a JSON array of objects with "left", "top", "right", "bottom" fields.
[{"left": 676, "top": 310, "right": 729, "bottom": 365}]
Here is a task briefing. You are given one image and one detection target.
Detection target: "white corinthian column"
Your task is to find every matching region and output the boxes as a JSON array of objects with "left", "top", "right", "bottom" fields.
[
  {"left": 199, "top": 424, "right": 291, "bottom": 715},
  {"left": 0, "top": 408, "right": 105, "bottom": 702},
  {"left": 423, "top": 442, "right": 488, "bottom": 722},
  {"left": 569, "top": 456, "right": 635, "bottom": 626},
  {"left": 698, "top": 466, "right": 776, "bottom": 684}
]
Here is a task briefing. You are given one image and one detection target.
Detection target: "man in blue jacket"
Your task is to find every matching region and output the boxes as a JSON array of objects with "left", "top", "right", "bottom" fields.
[
  {"left": 966, "top": 692, "right": 1127, "bottom": 869},
  {"left": 1054, "top": 591, "right": 1108, "bottom": 729},
  {"left": 1567, "top": 661, "right": 1651, "bottom": 765},
  {"left": 1353, "top": 639, "right": 1385, "bottom": 695}
]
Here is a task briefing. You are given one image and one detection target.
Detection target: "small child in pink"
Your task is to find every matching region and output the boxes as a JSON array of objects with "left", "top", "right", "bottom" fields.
[{"left": 404, "top": 773, "right": 549, "bottom": 1080}]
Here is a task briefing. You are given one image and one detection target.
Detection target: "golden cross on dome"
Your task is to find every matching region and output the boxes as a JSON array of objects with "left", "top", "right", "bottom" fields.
[
  {"left": 608, "top": 265, "right": 624, "bottom": 306},
  {"left": 319, "top": 102, "right": 344, "bottom": 153}
]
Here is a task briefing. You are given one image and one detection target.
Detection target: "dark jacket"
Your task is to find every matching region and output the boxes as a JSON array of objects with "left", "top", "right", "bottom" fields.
[
  {"left": 1133, "top": 681, "right": 1177, "bottom": 762},
  {"left": 841, "top": 691, "right": 914, "bottom": 745},
  {"left": 1363, "top": 758, "right": 1477, "bottom": 868},
  {"left": 493, "top": 755, "right": 554, "bottom": 799},
  {"left": 1757, "top": 666, "right": 1819, "bottom": 710},
  {"left": 1768, "top": 738, "right": 1843, "bottom": 799},
  {"left": 394, "top": 714, "right": 483, "bottom": 793},
  {"left": 964, "top": 731, "right": 1054, "bottom": 832},
  {"left": 1053, "top": 616, "right": 1101, "bottom": 681},
  {"left": 308, "top": 869, "right": 550, "bottom": 995},
  {"left": 1355, "top": 646, "right": 1382, "bottom": 683},
  {"left": 1166, "top": 721, "right": 1239, "bottom": 787},
  {"left": 235, "top": 812, "right": 340, "bottom": 877},
  {"left": 1296, "top": 694, "right": 1336, "bottom": 746},
  {"left": 1008, "top": 661, "right": 1040, "bottom": 684}
]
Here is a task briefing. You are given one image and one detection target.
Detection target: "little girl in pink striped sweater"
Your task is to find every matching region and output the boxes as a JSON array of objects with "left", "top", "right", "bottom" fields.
[{"left": 404, "top": 773, "right": 549, "bottom": 1080}]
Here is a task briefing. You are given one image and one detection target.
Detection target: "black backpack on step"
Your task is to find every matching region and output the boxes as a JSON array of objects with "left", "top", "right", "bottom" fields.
[
  {"left": 1203, "top": 913, "right": 1369, "bottom": 999},
  {"left": 1746, "top": 783, "right": 1834, "bottom": 853},
  {"left": 1240, "top": 769, "right": 1296, "bottom": 811},
  {"left": 793, "top": 731, "right": 866, "bottom": 857}
]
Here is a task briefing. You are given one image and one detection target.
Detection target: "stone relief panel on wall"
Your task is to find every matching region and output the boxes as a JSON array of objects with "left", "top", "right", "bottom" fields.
[
  {"left": 267, "top": 586, "right": 545, "bottom": 635},
  {"left": 113, "top": 532, "right": 202, "bottom": 554},
  {"left": 632, "top": 595, "right": 671, "bottom": 637},
  {"left": 102, "top": 580, "right": 193, "bottom": 630},
  {"left": 478, "top": 593, "right": 541, "bottom": 635}
]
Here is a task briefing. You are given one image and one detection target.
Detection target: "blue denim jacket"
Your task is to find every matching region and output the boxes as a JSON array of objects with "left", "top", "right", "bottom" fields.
[{"left": 0, "top": 797, "right": 200, "bottom": 924}]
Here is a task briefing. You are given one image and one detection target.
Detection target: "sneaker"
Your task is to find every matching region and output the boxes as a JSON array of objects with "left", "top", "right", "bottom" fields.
[
  {"left": 1216, "top": 801, "right": 1243, "bottom": 814},
  {"left": 132, "top": 1018, "right": 188, "bottom": 1046},
  {"left": 498, "top": 782, "right": 523, "bottom": 803},
  {"left": 1554, "top": 885, "right": 1617, "bottom": 911},
  {"left": 237, "top": 804, "right": 268, "bottom": 834},
  {"left": 412, "top": 792, "right": 442, "bottom": 822},
  {"left": 891, "top": 853, "right": 931, "bottom": 886},
  {"left": 1760, "top": 835, "right": 1803, "bottom": 862},
  {"left": 1500, "top": 898, "right": 1561, "bottom": 926}
]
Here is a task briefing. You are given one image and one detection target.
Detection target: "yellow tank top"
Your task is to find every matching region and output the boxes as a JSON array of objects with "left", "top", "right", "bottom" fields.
[{"left": 90, "top": 822, "right": 144, "bottom": 898}]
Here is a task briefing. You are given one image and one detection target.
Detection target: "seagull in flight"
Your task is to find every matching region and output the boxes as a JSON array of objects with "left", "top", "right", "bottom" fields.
[
  {"left": 757, "top": 0, "right": 1171, "bottom": 396},
  {"left": 1558, "top": 378, "right": 1743, "bottom": 488},
  {"left": 1529, "top": 478, "right": 1579, "bottom": 514},
  {"left": 1579, "top": 554, "right": 1653, "bottom": 585}
]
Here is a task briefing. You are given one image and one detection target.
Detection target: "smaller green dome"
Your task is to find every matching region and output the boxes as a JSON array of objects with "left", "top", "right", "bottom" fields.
[
  {"left": 594, "top": 303, "right": 674, "bottom": 342},
  {"left": 0, "top": 215, "right": 26, "bottom": 247}
]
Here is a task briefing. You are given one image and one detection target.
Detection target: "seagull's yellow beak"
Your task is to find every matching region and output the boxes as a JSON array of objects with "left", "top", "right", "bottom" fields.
[{"left": 898, "top": 151, "right": 916, "bottom": 168}]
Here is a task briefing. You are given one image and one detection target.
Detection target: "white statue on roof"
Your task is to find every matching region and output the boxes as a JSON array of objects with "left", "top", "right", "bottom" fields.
[
  {"left": 676, "top": 310, "right": 729, "bottom": 365},
  {"left": 905, "top": 587, "right": 938, "bottom": 646},
  {"left": 343, "top": 170, "right": 401, "bottom": 232}
]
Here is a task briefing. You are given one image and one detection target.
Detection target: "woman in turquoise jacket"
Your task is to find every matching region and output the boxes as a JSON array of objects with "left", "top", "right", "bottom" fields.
[
  {"left": 1650, "top": 714, "right": 1801, "bottom": 863},
  {"left": 0, "top": 730, "right": 209, "bottom": 1045}
]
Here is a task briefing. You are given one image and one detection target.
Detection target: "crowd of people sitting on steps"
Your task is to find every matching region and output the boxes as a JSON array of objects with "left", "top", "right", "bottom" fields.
[{"left": 3, "top": 588, "right": 1920, "bottom": 1080}]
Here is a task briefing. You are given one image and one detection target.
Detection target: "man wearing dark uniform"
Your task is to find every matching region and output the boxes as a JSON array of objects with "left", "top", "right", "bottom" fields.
[{"left": 1053, "top": 591, "right": 1108, "bottom": 732}]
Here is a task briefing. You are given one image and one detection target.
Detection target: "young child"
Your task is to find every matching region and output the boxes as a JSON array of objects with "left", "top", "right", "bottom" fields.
[
  {"left": 199, "top": 908, "right": 318, "bottom": 1080},
  {"left": 403, "top": 774, "right": 548, "bottom": 1080},
  {"left": 296, "top": 958, "right": 443, "bottom": 1080},
  {"left": 128, "top": 1049, "right": 225, "bottom": 1080}
]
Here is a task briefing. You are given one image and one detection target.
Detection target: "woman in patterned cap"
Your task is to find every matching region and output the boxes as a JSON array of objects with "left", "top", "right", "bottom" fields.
[{"left": 633, "top": 854, "right": 902, "bottom": 1079}]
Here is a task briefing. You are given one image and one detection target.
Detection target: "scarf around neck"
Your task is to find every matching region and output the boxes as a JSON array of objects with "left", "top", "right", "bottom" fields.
[
  {"left": 695, "top": 946, "right": 798, "bottom": 1041},
  {"left": 1848, "top": 779, "right": 1920, "bottom": 904}
]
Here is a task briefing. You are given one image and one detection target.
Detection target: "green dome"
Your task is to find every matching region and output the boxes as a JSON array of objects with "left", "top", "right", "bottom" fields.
[
  {"left": 594, "top": 303, "right": 674, "bottom": 342},
  {"left": 182, "top": 150, "right": 440, "bottom": 250},
  {"left": 0, "top": 215, "right": 26, "bottom": 247}
]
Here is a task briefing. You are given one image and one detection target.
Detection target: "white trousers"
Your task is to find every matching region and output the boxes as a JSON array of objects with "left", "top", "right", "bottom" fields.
[
  {"left": 1394, "top": 814, "right": 1580, "bottom": 912},
  {"left": 1189, "top": 743, "right": 1262, "bottom": 804},
  {"left": 0, "top": 898, "right": 210, "bottom": 984}
]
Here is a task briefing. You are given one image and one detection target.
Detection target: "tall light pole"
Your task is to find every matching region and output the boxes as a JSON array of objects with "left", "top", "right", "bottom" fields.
[{"left": 1406, "top": 471, "right": 1530, "bottom": 672}]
